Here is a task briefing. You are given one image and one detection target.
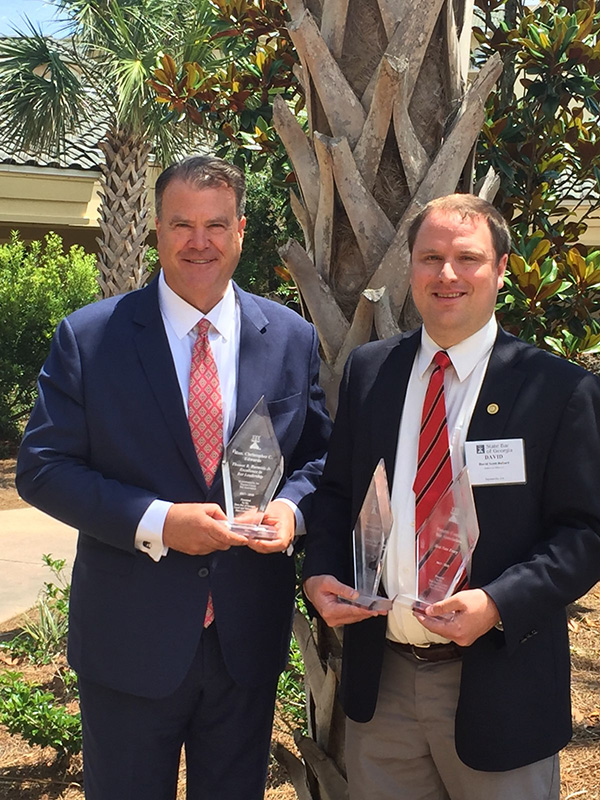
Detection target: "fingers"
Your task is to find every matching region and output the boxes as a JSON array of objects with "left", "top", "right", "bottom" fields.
[
  {"left": 303, "top": 575, "right": 386, "bottom": 627},
  {"left": 163, "top": 503, "right": 248, "bottom": 555},
  {"left": 246, "top": 500, "right": 296, "bottom": 554},
  {"left": 412, "top": 589, "right": 500, "bottom": 646}
]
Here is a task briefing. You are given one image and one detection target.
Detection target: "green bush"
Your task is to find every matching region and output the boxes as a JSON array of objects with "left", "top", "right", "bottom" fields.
[
  {"left": 232, "top": 169, "right": 301, "bottom": 306},
  {"left": 2, "top": 555, "right": 71, "bottom": 665},
  {"left": 0, "top": 671, "right": 81, "bottom": 762},
  {"left": 475, "top": 0, "right": 600, "bottom": 361},
  {"left": 0, "top": 556, "right": 81, "bottom": 763},
  {"left": 0, "top": 231, "right": 98, "bottom": 447}
]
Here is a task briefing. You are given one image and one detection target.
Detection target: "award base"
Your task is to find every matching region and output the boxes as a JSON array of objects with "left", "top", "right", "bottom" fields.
[
  {"left": 226, "top": 521, "right": 279, "bottom": 540},
  {"left": 396, "top": 594, "right": 455, "bottom": 621},
  {"left": 339, "top": 593, "right": 394, "bottom": 612}
]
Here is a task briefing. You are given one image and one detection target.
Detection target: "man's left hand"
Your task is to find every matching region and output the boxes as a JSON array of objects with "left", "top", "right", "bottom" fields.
[
  {"left": 245, "top": 500, "right": 296, "bottom": 554},
  {"left": 413, "top": 589, "right": 500, "bottom": 647}
]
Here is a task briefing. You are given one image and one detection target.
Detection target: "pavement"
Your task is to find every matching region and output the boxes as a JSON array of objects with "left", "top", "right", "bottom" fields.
[{"left": 0, "top": 507, "right": 77, "bottom": 625}]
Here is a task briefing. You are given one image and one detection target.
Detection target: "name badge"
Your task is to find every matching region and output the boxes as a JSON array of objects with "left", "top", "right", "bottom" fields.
[{"left": 465, "top": 439, "right": 526, "bottom": 486}]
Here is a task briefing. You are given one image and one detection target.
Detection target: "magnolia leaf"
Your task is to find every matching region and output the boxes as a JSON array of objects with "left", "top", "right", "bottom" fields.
[{"left": 529, "top": 238, "right": 551, "bottom": 264}]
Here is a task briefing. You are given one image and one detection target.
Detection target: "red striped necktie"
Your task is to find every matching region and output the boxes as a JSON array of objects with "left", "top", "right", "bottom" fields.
[
  {"left": 413, "top": 350, "right": 453, "bottom": 529},
  {"left": 188, "top": 318, "right": 222, "bottom": 628},
  {"left": 413, "top": 351, "right": 468, "bottom": 596}
]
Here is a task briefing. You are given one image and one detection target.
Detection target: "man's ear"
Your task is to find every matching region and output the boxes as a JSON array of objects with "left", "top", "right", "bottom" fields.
[
  {"left": 497, "top": 253, "right": 508, "bottom": 289},
  {"left": 238, "top": 215, "right": 247, "bottom": 242}
]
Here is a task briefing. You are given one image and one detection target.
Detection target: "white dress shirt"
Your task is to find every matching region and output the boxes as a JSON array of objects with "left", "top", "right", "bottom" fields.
[
  {"left": 134, "top": 273, "right": 240, "bottom": 560},
  {"left": 384, "top": 316, "right": 498, "bottom": 645},
  {"left": 135, "top": 273, "right": 301, "bottom": 561}
]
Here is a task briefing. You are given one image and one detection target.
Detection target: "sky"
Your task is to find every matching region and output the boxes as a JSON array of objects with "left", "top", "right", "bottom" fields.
[{"left": 0, "top": 0, "right": 65, "bottom": 35}]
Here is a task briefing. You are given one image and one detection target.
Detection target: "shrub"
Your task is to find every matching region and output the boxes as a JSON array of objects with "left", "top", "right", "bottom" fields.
[
  {"left": 0, "top": 556, "right": 81, "bottom": 763},
  {"left": 2, "top": 555, "right": 71, "bottom": 665},
  {"left": 475, "top": 0, "right": 600, "bottom": 361},
  {"left": 0, "top": 671, "right": 81, "bottom": 763},
  {"left": 0, "top": 231, "right": 98, "bottom": 446}
]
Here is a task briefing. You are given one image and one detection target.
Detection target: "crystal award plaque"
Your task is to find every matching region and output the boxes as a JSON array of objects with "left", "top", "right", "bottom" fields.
[
  {"left": 222, "top": 397, "right": 284, "bottom": 540},
  {"left": 347, "top": 459, "right": 394, "bottom": 612},
  {"left": 398, "top": 467, "right": 480, "bottom": 612}
]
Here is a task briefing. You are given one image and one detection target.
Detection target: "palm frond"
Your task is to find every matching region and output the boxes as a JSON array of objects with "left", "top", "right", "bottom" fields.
[{"left": 0, "top": 27, "right": 89, "bottom": 156}]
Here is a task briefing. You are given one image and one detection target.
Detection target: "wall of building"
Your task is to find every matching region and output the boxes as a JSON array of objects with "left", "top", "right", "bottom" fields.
[{"left": 0, "top": 164, "right": 158, "bottom": 252}]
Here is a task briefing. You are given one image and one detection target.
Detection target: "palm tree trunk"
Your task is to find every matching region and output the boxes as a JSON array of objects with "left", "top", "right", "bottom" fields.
[
  {"left": 271, "top": 2, "right": 502, "bottom": 797},
  {"left": 276, "top": 0, "right": 501, "bottom": 409},
  {"left": 96, "top": 128, "right": 152, "bottom": 297}
]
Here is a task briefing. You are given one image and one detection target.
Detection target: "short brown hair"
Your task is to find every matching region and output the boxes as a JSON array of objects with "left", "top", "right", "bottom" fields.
[
  {"left": 155, "top": 156, "right": 246, "bottom": 219},
  {"left": 407, "top": 194, "right": 511, "bottom": 264}
]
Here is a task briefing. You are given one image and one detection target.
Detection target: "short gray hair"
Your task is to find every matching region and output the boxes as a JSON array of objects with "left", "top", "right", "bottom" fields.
[{"left": 155, "top": 156, "right": 246, "bottom": 219}]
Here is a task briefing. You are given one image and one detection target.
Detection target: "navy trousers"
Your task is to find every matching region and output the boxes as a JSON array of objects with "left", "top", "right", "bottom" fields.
[{"left": 78, "top": 623, "right": 279, "bottom": 800}]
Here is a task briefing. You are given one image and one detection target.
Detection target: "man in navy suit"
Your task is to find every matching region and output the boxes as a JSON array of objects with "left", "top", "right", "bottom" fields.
[
  {"left": 17, "top": 156, "right": 331, "bottom": 800},
  {"left": 303, "top": 195, "right": 600, "bottom": 799}
]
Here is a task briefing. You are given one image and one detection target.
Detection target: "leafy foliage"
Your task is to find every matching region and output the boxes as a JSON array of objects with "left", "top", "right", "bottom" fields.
[
  {"left": 0, "top": 232, "right": 97, "bottom": 445},
  {"left": 149, "top": 0, "right": 298, "bottom": 179},
  {"left": 0, "top": 0, "right": 220, "bottom": 164},
  {"left": 0, "top": 671, "right": 81, "bottom": 762},
  {"left": 475, "top": 0, "right": 600, "bottom": 359},
  {"left": 0, "top": 556, "right": 81, "bottom": 763},
  {"left": 2, "top": 555, "right": 71, "bottom": 665},
  {"left": 236, "top": 168, "right": 300, "bottom": 305}
]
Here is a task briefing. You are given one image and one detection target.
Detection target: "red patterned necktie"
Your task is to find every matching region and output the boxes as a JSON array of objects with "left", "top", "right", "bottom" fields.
[
  {"left": 413, "top": 350, "right": 453, "bottom": 528},
  {"left": 188, "top": 318, "right": 222, "bottom": 627},
  {"left": 413, "top": 351, "right": 467, "bottom": 596}
]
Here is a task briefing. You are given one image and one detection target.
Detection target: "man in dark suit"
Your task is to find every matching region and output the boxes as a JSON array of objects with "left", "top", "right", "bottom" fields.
[
  {"left": 17, "top": 156, "right": 331, "bottom": 800},
  {"left": 303, "top": 194, "right": 600, "bottom": 799}
]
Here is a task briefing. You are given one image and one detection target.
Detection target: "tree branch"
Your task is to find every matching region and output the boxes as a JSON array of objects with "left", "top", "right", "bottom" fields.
[
  {"left": 279, "top": 238, "right": 349, "bottom": 363},
  {"left": 288, "top": 9, "right": 366, "bottom": 148}
]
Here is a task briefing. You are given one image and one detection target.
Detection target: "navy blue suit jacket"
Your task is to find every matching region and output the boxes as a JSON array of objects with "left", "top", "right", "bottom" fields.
[
  {"left": 303, "top": 326, "right": 600, "bottom": 771},
  {"left": 17, "top": 278, "right": 331, "bottom": 698}
]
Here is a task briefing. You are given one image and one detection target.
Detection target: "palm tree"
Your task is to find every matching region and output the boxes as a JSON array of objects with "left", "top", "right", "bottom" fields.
[{"left": 0, "top": 0, "right": 219, "bottom": 296}]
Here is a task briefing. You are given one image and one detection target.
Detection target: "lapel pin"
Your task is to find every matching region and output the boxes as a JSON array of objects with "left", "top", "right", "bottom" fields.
[{"left": 487, "top": 403, "right": 499, "bottom": 415}]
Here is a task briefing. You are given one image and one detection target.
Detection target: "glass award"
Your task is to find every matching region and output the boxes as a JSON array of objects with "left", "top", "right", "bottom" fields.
[
  {"left": 222, "top": 397, "right": 284, "bottom": 540},
  {"left": 346, "top": 459, "right": 395, "bottom": 612},
  {"left": 398, "top": 467, "right": 479, "bottom": 612}
]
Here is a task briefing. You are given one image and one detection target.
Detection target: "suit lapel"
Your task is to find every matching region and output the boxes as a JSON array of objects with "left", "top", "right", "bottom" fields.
[
  {"left": 371, "top": 330, "right": 420, "bottom": 488},
  {"left": 133, "top": 280, "right": 208, "bottom": 489},
  {"left": 233, "top": 286, "right": 270, "bottom": 431},
  {"left": 467, "top": 328, "right": 528, "bottom": 441}
]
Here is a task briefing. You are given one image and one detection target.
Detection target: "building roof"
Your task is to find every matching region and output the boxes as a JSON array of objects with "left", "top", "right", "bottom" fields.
[{"left": 0, "top": 127, "right": 104, "bottom": 171}]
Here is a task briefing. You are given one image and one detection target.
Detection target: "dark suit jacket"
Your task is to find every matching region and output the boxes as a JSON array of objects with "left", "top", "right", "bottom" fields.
[
  {"left": 303, "top": 326, "right": 600, "bottom": 771},
  {"left": 17, "top": 278, "right": 331, "bottom": 698}
]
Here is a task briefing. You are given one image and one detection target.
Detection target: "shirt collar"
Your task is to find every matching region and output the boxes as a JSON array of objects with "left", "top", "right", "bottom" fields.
[
  {"left": 417, "top": 316, "right": 498, "bottom": 383},
  {"left": 158, "top": 272, "right": 236, "bottom": 341}
]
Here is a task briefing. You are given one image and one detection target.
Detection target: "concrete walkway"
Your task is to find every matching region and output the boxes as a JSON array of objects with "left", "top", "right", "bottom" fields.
[{"left": 0, "top": 507, "right": 77, "bottom": 624}]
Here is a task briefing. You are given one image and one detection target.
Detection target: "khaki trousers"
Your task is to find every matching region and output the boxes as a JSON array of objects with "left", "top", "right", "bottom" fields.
[{"left": 345, "top": 645, "right": 559, "bottom": 800}]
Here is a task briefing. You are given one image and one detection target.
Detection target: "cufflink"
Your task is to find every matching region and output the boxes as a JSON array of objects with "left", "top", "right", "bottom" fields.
[{"left": 142, "top": 541, "right": 151, "bottom": 549}]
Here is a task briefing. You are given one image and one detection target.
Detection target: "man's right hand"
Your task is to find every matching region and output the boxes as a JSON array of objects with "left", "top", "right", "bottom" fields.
[
  {"left": 163, "top": 503, "right": 249, "bottom": 555},
  {"left": 304, "top": 574, "right": 388, "bottom": 627}
]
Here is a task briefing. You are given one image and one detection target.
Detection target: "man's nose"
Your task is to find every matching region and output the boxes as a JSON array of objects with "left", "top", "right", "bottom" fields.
[
  {"left": 439, "top": 260, "right": 458, "bottom": 279},
  {"left": 187, "top": 227, "right": 208, "bottom": 249}
]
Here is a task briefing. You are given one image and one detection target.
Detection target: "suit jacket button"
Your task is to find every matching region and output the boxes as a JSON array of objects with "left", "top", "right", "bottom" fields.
[{"left": 198, "top": 567, "right": 209, "bottom": 578}]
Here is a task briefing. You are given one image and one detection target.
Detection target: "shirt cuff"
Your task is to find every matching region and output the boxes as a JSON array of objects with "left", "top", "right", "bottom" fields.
[
  {"left": 134, "top": 499, "right": 172, "bottom": 562},
  {"left": 274, "top": 498, "right": 305, "bottom": 556}
]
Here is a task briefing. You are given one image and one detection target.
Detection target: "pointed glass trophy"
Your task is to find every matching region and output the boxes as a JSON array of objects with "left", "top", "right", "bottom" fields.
[
  {"left": 222, "top": 397, "right": 284, "bottom": 540},
  {"left": 346, "top": 459, "right": 395, "bottom": 612},
  {"left": 398, "top": 467, "right": 480, "bottom": 612}
]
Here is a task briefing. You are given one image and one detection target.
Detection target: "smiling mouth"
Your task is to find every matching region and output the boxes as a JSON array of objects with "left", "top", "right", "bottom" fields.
[{"left": 434, "top": 292, "right": 464, "bottom": 298}]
